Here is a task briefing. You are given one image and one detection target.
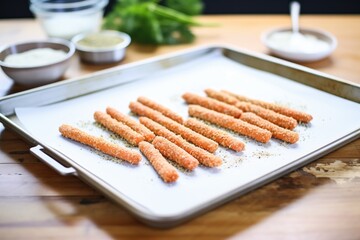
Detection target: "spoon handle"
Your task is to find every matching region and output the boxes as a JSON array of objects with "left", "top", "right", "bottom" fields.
[{"left": 290, "top": 1, "right": 300, "bottom": 34}]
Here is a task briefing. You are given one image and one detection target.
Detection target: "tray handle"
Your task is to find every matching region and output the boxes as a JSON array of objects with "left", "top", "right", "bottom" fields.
[{"left": 30, "top": 145, "right": 76, "bottom": 176}]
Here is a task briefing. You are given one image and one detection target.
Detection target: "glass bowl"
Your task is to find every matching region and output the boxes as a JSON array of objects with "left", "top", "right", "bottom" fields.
[{"left": 30, "top": 0, "right": 109, "bottom": 40}]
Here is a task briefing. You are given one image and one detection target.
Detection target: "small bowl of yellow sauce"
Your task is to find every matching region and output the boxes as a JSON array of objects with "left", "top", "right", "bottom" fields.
[{"left": 72, "top": 30, "right": 131, "bottom": 64}]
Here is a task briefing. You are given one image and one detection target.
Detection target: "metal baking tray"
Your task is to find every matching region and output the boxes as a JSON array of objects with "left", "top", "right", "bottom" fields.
[{"left": 1, "top": 45, "right": 359, "bottom": 228}]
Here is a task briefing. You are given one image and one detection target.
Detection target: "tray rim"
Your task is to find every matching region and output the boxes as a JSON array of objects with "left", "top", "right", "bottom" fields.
[
  {"left": 1, "top": 44, "right": 359, "bottom": 108},
  {"left": 1, "top": 44, "right": 359, "bottom": 228}
]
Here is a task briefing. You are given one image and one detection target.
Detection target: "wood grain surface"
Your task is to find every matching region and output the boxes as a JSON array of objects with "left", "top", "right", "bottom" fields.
[{"left": 0, "top": 15, "right": 359, "bottom": 240}]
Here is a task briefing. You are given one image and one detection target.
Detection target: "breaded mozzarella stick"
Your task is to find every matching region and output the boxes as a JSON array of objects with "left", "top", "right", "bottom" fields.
[
  {"left": 222, "top": 90, "right": 313, "bottom": 123},
  {"left": 94, "top": 111, "right": 144, "bottom": 146},
  {"left": 106, "top": 107, "right": 155, "bottom": 142},
  {"left": 205, "top": 88, "right": 238, "bottom": 105},
  {"left": 205, "top": 89, "right": 297, "bottom": 130},
  {"left": 182, "top": 92, "right": 243, "bottom": 118},
  {"left": 139, "top": 117, "right": 222, "bottom": 167},
  {"left": 235, "top": 102, "right": 297, "bottom": 130},
  {"left": 153, "top": 136, "right": 199, "bottom": 171},
  {"left": 59, "top": 124, "right": 141, "bottom": 164},
  {"left": 185, "top": 118, "right": 245, "bottom": 152},
  {"left": 188, "top": 105, "right": 272, "bottom": 143},
  {"left": 137, "top": 96, "right": 184, "bottom": 124},
  {"left": 129, "top": 101, "right": 218, "bottom": 153},
  {"left": 240, "top": 112, "right": 299, "bottom": 144},
  {"left": 139, "top": 141, "right": 179, "bottom": 183}
]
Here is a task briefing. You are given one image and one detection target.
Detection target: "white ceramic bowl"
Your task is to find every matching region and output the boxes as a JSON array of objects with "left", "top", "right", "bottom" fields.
[
  {"left": 262, "top": 27, "right": 337, "bottom": 62},
  {"left": 0, "top": 39, "right": 75, "bottom": 86},
  {"left": 72, "top": 30, "right": 131, "bottom": 64}
]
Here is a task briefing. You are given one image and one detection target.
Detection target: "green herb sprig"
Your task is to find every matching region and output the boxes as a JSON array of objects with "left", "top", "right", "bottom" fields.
[{"left": 103, "top": 0, "right": 210, "bottom": 45}]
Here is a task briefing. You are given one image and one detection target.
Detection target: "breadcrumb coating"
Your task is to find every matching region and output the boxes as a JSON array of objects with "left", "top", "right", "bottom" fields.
[
  {"left": 205, "top": 89, "right": 297, "bottom": 130},
  {"left": 182, "top": 92, "right": 243, "bottom": 118},
  {"left": 188, "top": 105, "right": 272, "bottom": 143},
  {"left": 241, "top": 112, "right": 299, "bottom": 144},
  {"left": 223, "top": 90, "right": 313, "bottom": 123},
  {"left": 139, "top": 141, "right": 179, "bottom": 183},
  {"left": 185, "top": 118, "right": 245, "bottom": 152},
  {"left": 94, "top": 111, "right": 144, "bottom": 146},
  {"left": 129, "top": 101, "right": 218, "bottom": 153},
  {"left": 59, "top": 124, "right": 141, "bottom": 164},
  {"left": 106, "top": 107, "right": 155, "bottom": 142},
  {"left": 137, "top": 96, "right": 184, "bottom": 124},
  {"left": 139, "top": 117, "right": 222, "bottom": 167},
  {"left": 153, "top": 136, "right": 199, "bottom": 171}
]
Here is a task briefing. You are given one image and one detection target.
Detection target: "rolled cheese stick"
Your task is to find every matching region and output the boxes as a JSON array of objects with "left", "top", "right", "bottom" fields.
[
  {"left": 188, "top": 105, "right": 272, "bottom": 144},
  {"left": 235, "top": 102, "right": 297, "bottom": 130},
  {"left": 185, "top": 118, "right": 245, "bottom": 152},
  {"left": 153, "top": 136, "right": 199, "bottom": 171},
  {"left": 205, "top": 89, "right": 297, "bottom": 130},
  {"left": 222, "top": 90, "right": 313, "bottom": 123},
  {"left": 139, "top": 117, "right": 222, "bottom": 167},
  {"left": 94, "top": 111, "right": 144, "bottom": 146},
  {"left": 129, "top": 101, "right": 218, "bottom": 153},
  {"left": 137, "top": 96, "right": 184, "bottom": 124},
  {"left": 106, "top": 107, "right": 155, "bottom": 142},
  {"left": 240, "top": 112, "right": 299, "bottom": 144},
  {"left": 182, "top": 92, "right": 242, "bottom": 118},
  {"left": 59, "top": 124, "right": 141, "bottom": 165},
  {"left": 139, "top": 141, "right": 179, "bottom": 183},
  {"left": 205, "top": 88, "right": 238, "bottom": 105}
]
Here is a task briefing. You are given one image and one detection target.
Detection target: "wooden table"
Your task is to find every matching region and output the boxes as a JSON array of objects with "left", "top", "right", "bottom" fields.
[{"left": 1, "top": 15, "right": 359, "bottom": 239}]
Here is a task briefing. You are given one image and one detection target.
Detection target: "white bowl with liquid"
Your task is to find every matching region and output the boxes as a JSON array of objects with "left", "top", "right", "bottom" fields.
[
  {"left": 0, "top": 39, "right": 75, "bottom": 86},
  {"left": 262, "top": 27, "right": 337, "bottom": 62},
  {"left": 30, "top": 0, "right": 109, "bottom": 40}
]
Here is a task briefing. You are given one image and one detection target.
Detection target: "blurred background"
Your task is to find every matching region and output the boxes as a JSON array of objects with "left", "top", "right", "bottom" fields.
[{"left": 1, "top": 0, "right": 360, "bottom": 18}]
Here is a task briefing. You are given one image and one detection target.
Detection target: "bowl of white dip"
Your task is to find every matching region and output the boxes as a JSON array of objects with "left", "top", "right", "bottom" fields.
[
  {"left": 262, "top": 27, "right": 337, "bottom": 62},
  {"left": 0, "top": 39, "right": 75, "bottom": 86}
]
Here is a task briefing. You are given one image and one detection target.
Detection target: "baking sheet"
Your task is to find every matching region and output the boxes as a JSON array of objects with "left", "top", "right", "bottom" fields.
[{"left": 15, "top": 49, "right": 360, "bottom": 218}]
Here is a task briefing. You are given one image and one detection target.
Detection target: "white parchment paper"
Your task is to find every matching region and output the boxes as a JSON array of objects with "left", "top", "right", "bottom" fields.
[{"left": 16, "top": 50, "right": 360, "bottom": 217}]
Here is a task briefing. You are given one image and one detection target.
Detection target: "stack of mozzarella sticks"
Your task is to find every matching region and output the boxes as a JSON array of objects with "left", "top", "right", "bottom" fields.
[{"left": 59, "top": 89, "right": 312, "bottom": 183}]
